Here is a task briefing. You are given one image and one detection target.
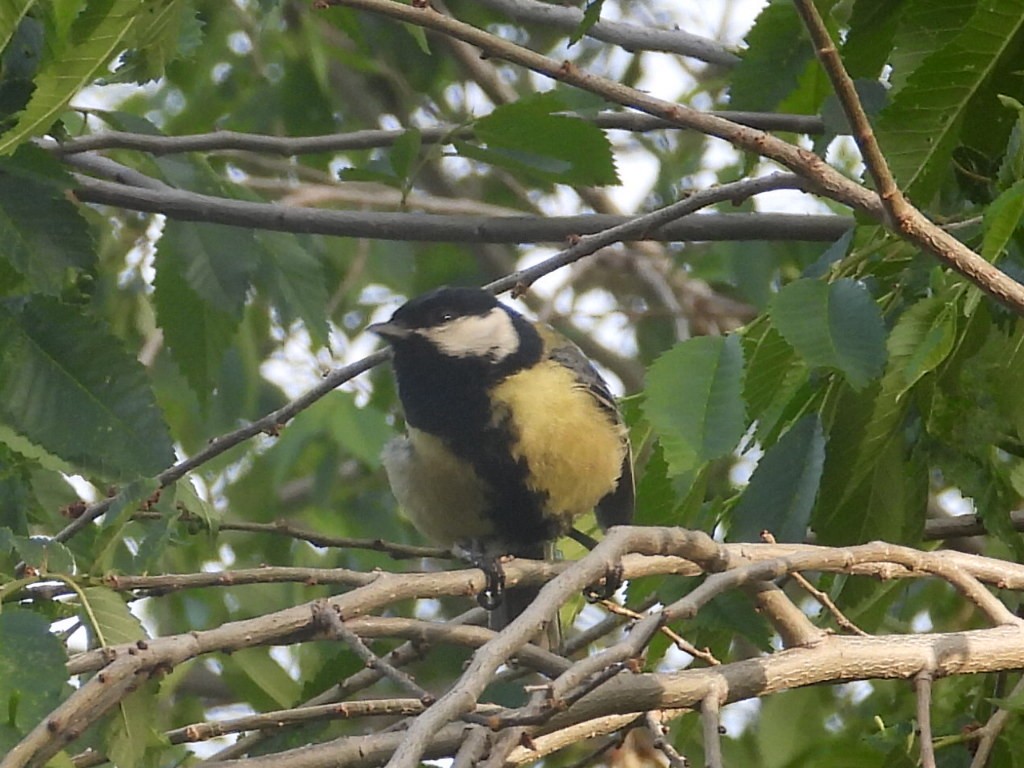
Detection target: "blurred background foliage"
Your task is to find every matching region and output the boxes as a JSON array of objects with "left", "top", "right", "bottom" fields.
[{"left": 2, "top": 0, "right": 1024, "bottom": 765}]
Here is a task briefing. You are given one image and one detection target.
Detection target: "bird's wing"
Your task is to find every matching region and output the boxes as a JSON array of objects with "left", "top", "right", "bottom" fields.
[{"left": 540, "top": 326, "right": 635, "bottom": 528}]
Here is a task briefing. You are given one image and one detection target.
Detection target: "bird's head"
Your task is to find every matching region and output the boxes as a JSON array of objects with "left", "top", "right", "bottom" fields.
[{"left": 369, "top": 286, "right": 524, "bottom": 364}]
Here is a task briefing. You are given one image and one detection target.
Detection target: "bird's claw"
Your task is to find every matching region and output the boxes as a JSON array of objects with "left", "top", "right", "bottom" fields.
[{"left": 584, "top": 562, "right": 624, "bottom": 603}]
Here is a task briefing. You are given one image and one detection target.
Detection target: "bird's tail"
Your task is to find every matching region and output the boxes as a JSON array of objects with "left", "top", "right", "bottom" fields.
[{"left": 488, "top": 542, "right": 561, "bottom": 651}]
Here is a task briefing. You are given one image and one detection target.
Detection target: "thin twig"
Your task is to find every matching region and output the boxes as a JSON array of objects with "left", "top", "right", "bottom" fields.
[
  {"left": 970, "top": 674, "right": 1024, "bottom": 768},
  {"left": 452, "top": 725, "right": 491, "bottom": 768},
  {"left": 701, "top": 691, "right": 724, "bottom": 768},
  {"left": 72, "top": 173, "right": 845, "bottom": 243},
  {"left": 475, "top": 0, "right": 738, "bottom": 64},
  {"left": 915, "top": 670, "right": 937, "bottom": 768},
  {"left": 313, "top": 601, "right": 435, "bottom": 703},
  {"left": 323, "top": 0, "right": 1024, "bottom": 315},
  {"left": 599, "top": 600, "right": 720, "bottom": 665},
  {"left": 790, "top": 572, "right": 867, "bottom": 636},
  {"left": 645, "top": 711, "right": 689, "bottom": 768},
  {"left": 50, "top": 111, "right": 823, "bottom": 156}
]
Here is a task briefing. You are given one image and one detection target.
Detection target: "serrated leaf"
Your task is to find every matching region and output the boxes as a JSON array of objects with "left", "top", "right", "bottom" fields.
[
  {"left": 771, "top": 278, "right": 886, "bottom": 390},
  {"left": 730, "top": 414, "right": 825, "bottom": 543},
  {"left": 0, "top": 0, "right": 151, "bottom": 155},
  {"left": 256, "top": 232, "right": 329, "bottom": 348},
  {"left": 643, "top": 335, "right": 746, "bottom": 476},
  {"left": 173, "top": 478, "right": 218, "bottom": 532},
  {"left": 886, "top": 296, "right": 957, "bottom": 397},
  {"left": 814, "top": 419, "right": 927, "bottom": 544},
  {"left": 0, "top": 0, "right": 37, "bottom": 59},
  {"left": 389, "top": 127, "right": 421, "bottom": 180},
  {"left": 0, "top": 609, "right": 68, "bottom": 733},
  {"left": 569, "top": 0, "right": 605, "bottom": 46},
  {"left": 336, "top": 166, "right": 402, "bottom": 188},
  {"left": 0, "top": 297, "right": 175, "bottom": 479},
  {"left": 229, "top": 647, "right": 301, "bottom": 709},
  {"left": 997, "top": 94, "right": 1024, "bottom": 185},
  {"left": 0, "top": 146, "right": 94, "bottom": 294},
  {"left": 729, "top": 2, "right": 815, "bottom": 112},
  {"left": 80, "top": 585, "right": 145, "bottom": 647},
  {"left": 886, "top": 0, "right": 976, "bottom": 93},
  {"left": 14, "top": 535, "right": 75, "bottom": 573},
  {"left": 982, "top": 178, "right": 1024, "bottom": 262},
  {"left": 877, "top": 0, "right": 1024, "bottom": 203},
  {"left": 841, "top": 0, "right": 905, "bottom": 78},
  {"left": 153, "top": 238, "right": 239, "bottom": 403},
  {"left": 466, "top": 93, "right": 617, "bottom": 186},
  {"left": 158, "top": 220, "right": 257, "bottom": 318},
  {"left": 324, "top": 392, "right": 391, "bottom": 467},
  {"left": 105, "top": 0, "right": 193, "bottom": 83},
  {"left": 742, "top": 325, "right": 800, "bottom": 418}
]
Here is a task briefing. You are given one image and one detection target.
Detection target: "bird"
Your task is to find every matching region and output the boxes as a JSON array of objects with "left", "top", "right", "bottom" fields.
[{"left": 369, "top": 286, "right": 633, "bottom": 637}]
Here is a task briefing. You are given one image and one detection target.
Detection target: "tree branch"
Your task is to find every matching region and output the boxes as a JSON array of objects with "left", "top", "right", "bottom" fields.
[
  {"left": 70, "top": 173, "right": 848, "bottom": 243},
  {"left": 50, "top": 112, "right": 824, "bottom": 157},
  {"left": 321, "top": 0, "right": 1024, "bottom": 315},
  {"left": 472, "top": 0, "right": 740, "bottom": 65}
]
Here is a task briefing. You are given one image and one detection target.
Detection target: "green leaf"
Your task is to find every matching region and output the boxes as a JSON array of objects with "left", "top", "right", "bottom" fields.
[
  {"left": 885, "top": 296, "right": 958, "bottom": 398},
  {"left": 643, "top": 335, "right": 746, "bottom": 476},
  {"left": 0, "top": 0, "right": 155, "bottom": 155},
  {"left": 742, "top": 325, "right": 800, "bottom": 419},
  {"left": 158, "top": 220, "right": 258, "bottom": 318},
  {"left": 729, "top": 2, "right": 815, "bottom": 112},
  {"left": 80, "top": 585, "right": 145, "bottom": 647},
  {"left": 997, "top": 94, "right": 1024, "bottom": 185},
  {"left": 841, "top": 0, "right": 905, "bottom": 78},
  {"left": 389, "top": 127, "right": 421, "bottom": 181},
  {"left": 153, "top": 235, "right": 240, "bottom": 403},
  {"left": 0, "top": 297, "right": 174, "bottom": 479},
  {"left": 256, "top": 232, "right": 329, "bottom": 348},
  {"left": 104, "top": 684, "right": 167, "bottom": 768},
  {"left": 0, "top": 146, "right": 95, "bottom": 294},
  {"left": 324, "top": 392, "right": 392, "bottom": 468},
  {"left": 0, "top": 609, "right": 68, "bottom": 734},
  {"left": 226, "top": 647, "right": 301, "bottom": 709},
  {"left": 982, "top": 178, "right": 1024, "bottom": 262},
  {"left": 173, "top": 478, "right": 219, "bottom": 532},
  {"left": 14, "top": 535, "right": 75, "bottom": 573},
  {"left": 0, "top": 0, "right": 36, "bottom": 60},
  {"left": 105, "top": 0, "right": 195, "bottom": 83},
  {"left": 730, "top": 414, "right": 826, "bottom": 543},
  {"left": 814, "top": 417, "right": 927, "bottom": 544},
  {"left": 569, "top": 0, "right": 605, "bottom": 46},
  {"left": 886, "top": 0, "right": 976, "bottom": 93},
  {"left": 877, "top": 0, "right": 1024, "bottom": 203},
  {"left": 465, "top": 93, "right": 618, "bottom": 186},
  {"left": 771, "top": 278, "right": 887, "bottom": 390}
]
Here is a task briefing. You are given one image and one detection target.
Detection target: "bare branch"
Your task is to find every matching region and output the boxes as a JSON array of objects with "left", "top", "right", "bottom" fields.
[
  {"left": 50, "top": 112, "right": 823, "bottom": 157},
  {"left": 322, "top": 0, "right": 1024, "bottom": 315},
  {"left": 701, "top": 690, "right": 725, "bottom": 768},
  {"left": 70, "top": 173, "right": 848, "bottom": 243},
  {"left": 473, "top": 0, "right": 740, "bottom": 64},
  {"left": 792, "top": 0, "right": 1024, "bottom": 314},
  {"left": 969, "top": 674, "right": 1024, "bottom": 768},
  {"left": 915, "top": 670, "right": 937, "bottom": 768}
]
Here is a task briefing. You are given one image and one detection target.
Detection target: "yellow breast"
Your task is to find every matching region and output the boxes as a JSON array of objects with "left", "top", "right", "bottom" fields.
[{"left": 489, "top": 360, "right": 627, "bottom": 527}]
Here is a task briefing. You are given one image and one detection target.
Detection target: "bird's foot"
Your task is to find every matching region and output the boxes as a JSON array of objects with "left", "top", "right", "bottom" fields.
[
  {"left": 454, "top": 543, "right": 506, "bottom": 610},
  {"left": 583, "top": 562, "right": 624, "bottom": 602},
  {"left": 569, "top": 527, "right": 624, "bottom": 603}
]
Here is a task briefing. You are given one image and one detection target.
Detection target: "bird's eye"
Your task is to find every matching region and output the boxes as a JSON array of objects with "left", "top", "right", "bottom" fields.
[{"left": 439, "top": 311, "right": 455, "bottom": 322}]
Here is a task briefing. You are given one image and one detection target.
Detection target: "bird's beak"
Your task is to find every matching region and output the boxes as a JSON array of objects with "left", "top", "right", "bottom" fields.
[{"left": 367, "top": 321, "right": 411, "bottom": 340}]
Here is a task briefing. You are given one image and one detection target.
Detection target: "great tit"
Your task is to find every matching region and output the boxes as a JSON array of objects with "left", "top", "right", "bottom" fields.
[{"left": 369, "top": 286, "right": 633, "bottom": 632}]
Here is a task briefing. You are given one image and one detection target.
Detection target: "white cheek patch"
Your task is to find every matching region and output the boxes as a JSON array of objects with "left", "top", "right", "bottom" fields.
[{"left": 418, "top": 308, "right": 519, "bottom": 361}]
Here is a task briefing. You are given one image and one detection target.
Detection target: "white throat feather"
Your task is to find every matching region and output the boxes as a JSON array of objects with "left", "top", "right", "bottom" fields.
[{"left": 417, "top": 307, "right": 519, "bottom": 361}]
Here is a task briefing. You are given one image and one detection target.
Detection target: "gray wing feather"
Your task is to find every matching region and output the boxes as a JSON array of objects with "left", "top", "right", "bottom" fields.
[{"left": 547, "top": 339, "right": 634, "bottom": 529}]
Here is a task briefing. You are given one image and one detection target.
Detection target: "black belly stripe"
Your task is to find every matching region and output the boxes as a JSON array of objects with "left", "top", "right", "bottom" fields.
[{"left": 391, "top": 331, "right": 556, "bottom": 552}]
